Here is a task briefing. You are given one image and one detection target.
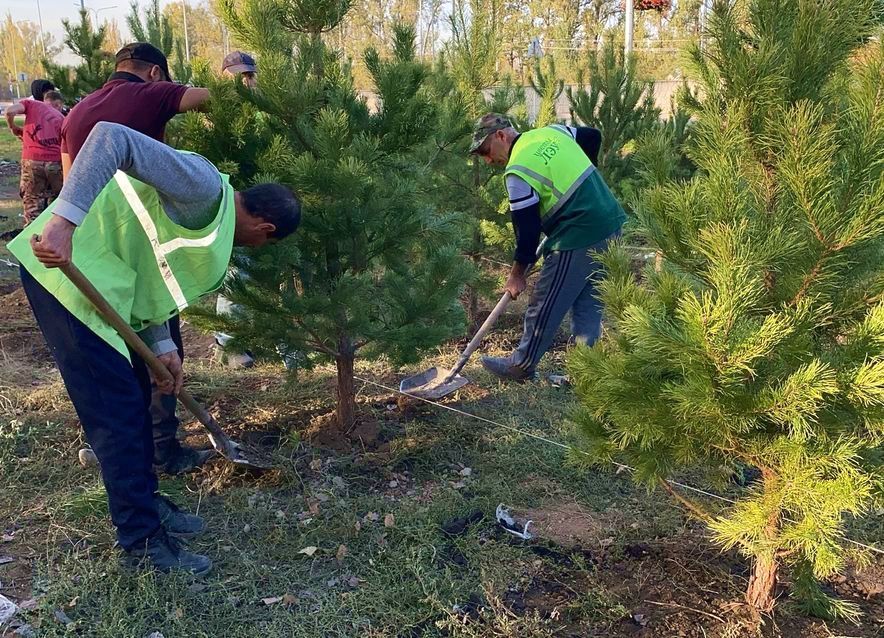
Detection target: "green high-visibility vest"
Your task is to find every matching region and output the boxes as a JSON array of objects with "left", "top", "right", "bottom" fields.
[
  {"left": 9, "top": 169, "right": 236, "bottom": 359},
  {"left": 504, "top": 124, "right": 597, "bottom": 226}
]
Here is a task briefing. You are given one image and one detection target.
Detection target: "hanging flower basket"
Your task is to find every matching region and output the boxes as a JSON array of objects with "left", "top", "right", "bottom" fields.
[{"left": 634, "top": 0, "right": 671, "bottom": 11}]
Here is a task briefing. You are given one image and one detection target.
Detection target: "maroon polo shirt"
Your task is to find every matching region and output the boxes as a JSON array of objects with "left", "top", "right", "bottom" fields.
[{"left": 61, "top": 72, "right": 189, "bottom": 161}]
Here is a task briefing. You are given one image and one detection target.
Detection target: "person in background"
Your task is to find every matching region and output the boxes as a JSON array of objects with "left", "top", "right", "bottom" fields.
[
  {"left": 468, "top": 113, "right": 625, "bottom": 381},
  {"left": 213, "top": 50, "right": 260, "bottom": 368},
  {"left": 29, "top": 79, "right": 56, "bottom": 102},
  {"left": 62, "top": 42, "right": 214, "bottom": 475},
  {"left": 221, "top": 51, "right": 257, "bottom": 87},
  {"left": 5, "top": 89, "right": 65, "bottom": 225}
]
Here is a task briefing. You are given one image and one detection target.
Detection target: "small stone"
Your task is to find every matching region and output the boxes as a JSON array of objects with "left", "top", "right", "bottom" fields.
[
  {"left": 309, "top": 459, "right": 322, "bottom": 471},
  {"left": 243, "top": 524, "right": 251, "bottom": 534},
  {"left": 384, "top": 513, "right": 395, "bottom": 528},
  {"left": 632, "top": 613, "right": 647, "bottom": 627},
  {"left": 388, "top": 480, "right": 398, "bottom": 488},
  {"left": 347, "top": 576, "right": 360, "bottom": 588},
  {"left": 18, "top": 598, "right": 38, "bottom": 611},
  {"left": 14, "top": 625, "right": 36, "bottom": 638},
  {"left": 54, "top": 609, "right": 73, "bottom": 625},
  {"left": 459, "top": 467, "right": 472, "bottom": 477}
]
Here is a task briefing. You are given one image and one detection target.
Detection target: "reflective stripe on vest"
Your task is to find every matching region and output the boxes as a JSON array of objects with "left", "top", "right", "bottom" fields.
[{"left": 114, "top": 171, "right": 223, "bottom": 310}]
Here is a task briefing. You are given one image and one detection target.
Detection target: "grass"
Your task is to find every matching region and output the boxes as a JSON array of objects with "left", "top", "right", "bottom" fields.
[
  {"left": 1, "top": 330, "right": 882, "bottom": 637},
  {"left": 0, "top": 150, "right": 880, "bottom": 634}
]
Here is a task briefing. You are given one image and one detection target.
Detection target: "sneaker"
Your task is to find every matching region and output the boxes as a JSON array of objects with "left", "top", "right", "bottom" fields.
[
  {"left": 156, "top": 494, "right": 206, "bottom": 539},
  {"left": 480, "top": 356, "right": 535, "bottom": 382},
  {"left": 121, "top": 529, "right": 212, "bottom": 576},
  {"left": 154, "top": 446, "right": 215, "bottom": 475},
  {"left": 213, "top": 341, "right": 255, "bottom": 369}
]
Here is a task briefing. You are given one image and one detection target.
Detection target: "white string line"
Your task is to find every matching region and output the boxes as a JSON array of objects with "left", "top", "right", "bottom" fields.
[{"left": 354, "top": 376, "right": 884, "bottom": 557}]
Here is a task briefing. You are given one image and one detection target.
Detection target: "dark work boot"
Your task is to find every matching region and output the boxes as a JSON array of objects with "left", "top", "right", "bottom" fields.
[
  {"left": 121, "top": 529, "right": 212, "bottom": 576},
  {"left": 480, "top": 356, "right": 535, "bottom": 382},
  {"left": 156, "top": 494, "right": 206, "bottom": 539},
  {"left": 154, "top": 443, "right": 214, "bottom": 476}
]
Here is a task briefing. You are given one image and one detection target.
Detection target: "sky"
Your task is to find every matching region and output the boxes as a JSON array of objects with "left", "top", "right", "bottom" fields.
[{"left": 5, "top": 0, "right": 133, "bottom": 64}]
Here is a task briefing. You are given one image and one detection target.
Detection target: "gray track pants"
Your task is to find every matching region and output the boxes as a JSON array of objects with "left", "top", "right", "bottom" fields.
[{"left": 510, "top": 232, "right": 618, "bottom": 373}]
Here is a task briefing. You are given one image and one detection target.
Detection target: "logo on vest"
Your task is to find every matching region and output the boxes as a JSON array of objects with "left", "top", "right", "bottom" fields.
[{"left": 532, "top": 137, "right": 560, "bottom": 166}]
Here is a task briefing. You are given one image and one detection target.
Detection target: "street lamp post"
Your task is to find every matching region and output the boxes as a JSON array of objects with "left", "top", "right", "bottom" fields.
[
  {"left": 36, "top": 0, "right": 47, "bottom": 58},
  {"left": 10, "top": 41, "right": 21, "bottom": 99},
  {"left": 182, "top": 1, "right": 191, "bottom": 62},
  {"left": 624, "top": 0, "right": 635, "bottom": 58}
]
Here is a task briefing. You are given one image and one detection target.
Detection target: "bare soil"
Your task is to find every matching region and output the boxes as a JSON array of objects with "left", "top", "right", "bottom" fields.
[{"left": 500, "top": 500, "right": 884, "bottom": 637}]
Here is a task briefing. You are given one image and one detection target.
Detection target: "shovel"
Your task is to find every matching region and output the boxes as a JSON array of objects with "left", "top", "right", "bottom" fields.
[
  {"left": 400, "top": 242, "right": 545, "bottom": 400},
  {"left": 59, "top": 262, "right": 270, "bottom": 469}
]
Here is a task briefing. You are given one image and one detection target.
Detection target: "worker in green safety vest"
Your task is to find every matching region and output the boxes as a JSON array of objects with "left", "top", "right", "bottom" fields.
[
  {"left": 468, "top": 113, "right": 626, "bottom": 381},
  {"left": 9, "top": 121, "right": 301, "bottom": 576}
]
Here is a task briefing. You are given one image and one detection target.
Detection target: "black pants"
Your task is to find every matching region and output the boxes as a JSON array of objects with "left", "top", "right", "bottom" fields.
[
  {"left": 150, "top": 315, "right": 183, "bottom": 463},
  {"left": 21, "top": 267, "right": 160, "bottom": 549}
]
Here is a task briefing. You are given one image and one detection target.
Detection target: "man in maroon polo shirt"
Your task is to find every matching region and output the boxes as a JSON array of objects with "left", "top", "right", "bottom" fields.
[{"left": 64, "top": 42, "right": 213, "bottom": 475}]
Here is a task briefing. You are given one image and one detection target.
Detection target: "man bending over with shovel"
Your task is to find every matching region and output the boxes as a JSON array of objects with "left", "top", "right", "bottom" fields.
[
  {"left": 8, "top": 122, "right": 301, "bottom": 575},
  {"left": 469, "top": 114, "right": 625, "bottom": 381}
]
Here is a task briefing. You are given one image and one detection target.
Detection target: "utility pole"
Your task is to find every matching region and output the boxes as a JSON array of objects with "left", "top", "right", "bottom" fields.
[
  {"left": 10, "top": 28, "right": 21, "bottom": 99},
  {"left": 182, "top": 1, "right": 191, "bottom": 61},
  {"left": 36, "top": 0, "right": 47, "bottom": 58},
  {"left": 624, "top": 0, "right": 635, "bottom": 59}
]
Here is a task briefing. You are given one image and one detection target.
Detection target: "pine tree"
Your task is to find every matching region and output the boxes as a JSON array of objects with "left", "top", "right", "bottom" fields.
[
  {"left": 127, "top": 0, "right": 174, "bottom": 54},
  {"left": 566, "top": 40, "right": 660, "bottom": 194},
  {"left": 43, "top": 10, "right": 114, "bottom": 102},
  {"left": 420, "top": 0, "right": 527, "bottom": 322},
  {"left": 128, "top": 0, "right": 192, "bottom": 83},
  {"left": 181, "top": 0, "right": 473, "bottom": 428},
  {"left": 568, "top": 0, "right": 884, "bottom": 617},
  {"left": 529, "top": 56, "right": 564, "bottom": 127}
]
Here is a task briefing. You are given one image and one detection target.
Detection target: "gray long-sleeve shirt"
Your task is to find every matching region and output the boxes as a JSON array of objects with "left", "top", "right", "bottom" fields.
[{"left": 53, "top": 121, "right": 224, "bottom": 355}]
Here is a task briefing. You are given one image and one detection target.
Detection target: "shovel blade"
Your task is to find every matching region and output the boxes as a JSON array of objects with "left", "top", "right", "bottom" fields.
[
  {"left": 207, "top": 433, "right": 270, "bottom": 470},
  {"left": 399, "top": 366, "right": 471, "bottom": 400}
]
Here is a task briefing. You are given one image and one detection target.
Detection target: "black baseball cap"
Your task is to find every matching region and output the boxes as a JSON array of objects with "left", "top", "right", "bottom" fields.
[{"left": 115, "top": 42, "right": 172, "bottom": 81}]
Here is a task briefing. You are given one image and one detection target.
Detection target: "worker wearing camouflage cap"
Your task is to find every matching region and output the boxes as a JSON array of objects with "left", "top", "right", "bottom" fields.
[{"left": 469, "top": 113, "right": 626, "bottom": 381}]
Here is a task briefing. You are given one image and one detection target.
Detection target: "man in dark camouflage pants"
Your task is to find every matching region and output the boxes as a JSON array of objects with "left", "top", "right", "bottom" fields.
[
  {"left": 5, "top": 88, "right": 65, "bottom": 224},
  {"left": 20, "top": 159, "right": 63, "bottom": 224}
]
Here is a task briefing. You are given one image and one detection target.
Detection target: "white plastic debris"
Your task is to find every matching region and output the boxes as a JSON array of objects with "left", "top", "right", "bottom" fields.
[
  {"left": 495, "top": 504, "right": 533, "bottom": 540},
  {"left": 0, "top": 594, "right": 18, "bottom": 624}
]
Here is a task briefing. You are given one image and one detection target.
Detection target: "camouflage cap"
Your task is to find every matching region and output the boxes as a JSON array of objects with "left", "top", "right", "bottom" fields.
[{"left": 468, "top": 113, "right": 515, "bottom": 154}]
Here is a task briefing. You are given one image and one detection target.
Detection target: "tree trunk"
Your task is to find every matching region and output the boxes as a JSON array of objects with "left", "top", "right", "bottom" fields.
[
  {"left": 335, "top": 353, "right": 357, "bottom": 430},
  {"left": 466, "top": 283, "right": 480, "bottom": 328},
  {"left": 745, "top": 553, "right": 779, "bottom": 612}
]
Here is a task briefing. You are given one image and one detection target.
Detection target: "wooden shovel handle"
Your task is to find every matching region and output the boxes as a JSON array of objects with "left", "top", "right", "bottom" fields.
[{"left": 58, "top": 263, "right": 226, "bottom": 440}]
